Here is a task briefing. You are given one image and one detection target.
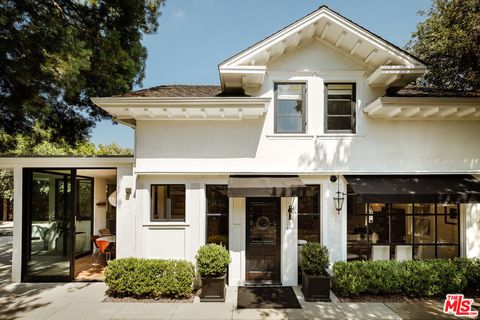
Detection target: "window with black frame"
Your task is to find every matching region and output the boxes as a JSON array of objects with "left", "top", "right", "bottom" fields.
[
  {"left": 151, "top": 185, "right": 185, "bottom": 221},
  {"left": 206, "top": 185, "right": 229, "bottom": 248},
  {"left": 325, "top": 83, "right": 355, "bottom": 133},
  {"left": 346, "top": 195, "right": 460, "bottom": 261},
  {"left": 274, "top": 83, "right": 306, "bottom": 133},
  {"left": 298, "top": 185, "right": 320, "bottom": 243}
]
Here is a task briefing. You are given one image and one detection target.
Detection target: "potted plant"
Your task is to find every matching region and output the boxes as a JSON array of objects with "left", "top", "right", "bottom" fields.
[
  {"left": 300, "top": 242, "right": 331, "bottom": 302},
  {"left": 195, "top": 243, "right": 231, "bottom": 302}
]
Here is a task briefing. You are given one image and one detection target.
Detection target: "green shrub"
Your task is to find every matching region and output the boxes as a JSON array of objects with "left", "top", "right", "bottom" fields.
[
  {"left": 300, "top": 242, "right": 329, "bottom": 276},
  {"left": 104, "top": 257, "right": 195, "bottom": 298},
  {"left": 195, "top": 244, "right": 231, "bottom": 278},
  {"left": 333, "top": 258, "right": 479, "bottom": 298}
]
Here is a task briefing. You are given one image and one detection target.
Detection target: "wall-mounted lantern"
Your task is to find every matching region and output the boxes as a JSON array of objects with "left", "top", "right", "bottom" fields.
[{"left": 330, "top": 175, "right": 345, "bottom": 213}]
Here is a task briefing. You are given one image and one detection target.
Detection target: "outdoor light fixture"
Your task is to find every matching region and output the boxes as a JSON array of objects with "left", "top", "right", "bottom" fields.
[
  {"left": 288, "top": 205, "right": 293, "bottom": 221},
  {"left": 331, "top": 175, "right": 345, "bottom": 213}
]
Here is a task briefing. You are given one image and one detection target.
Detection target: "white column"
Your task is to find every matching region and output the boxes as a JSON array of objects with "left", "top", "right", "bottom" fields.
[
  {"left": 465, "top": 203, "right": 480, "bottom": 258},
  {"left": 229, "top": 197, "right": 245, "bottom": 286},
  {"left": 115, "top": 166, "right": 135, "bottom": 258},
  {"left": 281, "top": 197, "right": 298, "bottom": 286},
  {"left": 322, "top": 178, "right": 347, "bottom": 264},
  {"left": 11, "top": 167, "right": 22, "bottom": 282}
]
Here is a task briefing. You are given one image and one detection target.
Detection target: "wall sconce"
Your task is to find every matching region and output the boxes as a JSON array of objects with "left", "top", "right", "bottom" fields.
[
  {"left": 125, "top": 187, "right": 132, "bottom": 200},
  {"left": 330, "top": 175, "right": 345, "bottom": 213}
]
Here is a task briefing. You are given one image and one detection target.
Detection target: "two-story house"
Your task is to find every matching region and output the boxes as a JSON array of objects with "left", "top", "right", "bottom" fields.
[{"left": 1, "top": 6, "right": 479, "bottom": 285}]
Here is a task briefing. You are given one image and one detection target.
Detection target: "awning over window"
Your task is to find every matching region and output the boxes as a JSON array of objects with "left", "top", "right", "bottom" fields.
[
  {"left": 227, "top": 175, "right": 306, "bottom": 197},
  {"left": 344, "top": 175, "right": 480, "bottom": 203}
]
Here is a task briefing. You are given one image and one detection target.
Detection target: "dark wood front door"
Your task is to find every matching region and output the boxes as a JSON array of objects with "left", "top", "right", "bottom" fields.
[{"left": 246, "top": 197, "right": 281, "bottom": 284}]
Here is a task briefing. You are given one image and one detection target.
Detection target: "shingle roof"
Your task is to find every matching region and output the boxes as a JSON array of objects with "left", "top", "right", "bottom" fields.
[
  {"left": 119, "top": 85, "right": 248, "bottom": 98},
  {"left": 387, "top": 86, "right": 480, "bottom": 98}
]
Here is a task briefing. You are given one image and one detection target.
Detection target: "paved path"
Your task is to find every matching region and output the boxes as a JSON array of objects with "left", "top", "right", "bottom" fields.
[{"left": 0, "top": 236, "right": 473, "bottom": 320}]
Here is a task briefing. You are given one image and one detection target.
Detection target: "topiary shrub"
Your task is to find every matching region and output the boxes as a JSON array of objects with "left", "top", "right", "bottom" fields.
[
  {"left": 195, "top": 243, "right": 231, "bottom": 278},
  {"left": 300, "top": 242, "right": 329, "bottom": 276},
  {"left": 104, "top": 257, "right": 195, "bottom": 298}
]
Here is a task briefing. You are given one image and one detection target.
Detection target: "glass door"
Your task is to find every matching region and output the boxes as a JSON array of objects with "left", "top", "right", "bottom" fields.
[{"left": 23, "top": 169, "right": 75, "bottom": 281}]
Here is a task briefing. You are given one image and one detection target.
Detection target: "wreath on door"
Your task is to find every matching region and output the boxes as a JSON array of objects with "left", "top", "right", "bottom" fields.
[{"left": 256, "top": 216, "right": 271, "bottom": 231}]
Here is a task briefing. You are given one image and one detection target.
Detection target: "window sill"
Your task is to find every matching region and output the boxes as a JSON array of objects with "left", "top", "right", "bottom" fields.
[
  {"left": 317, "top": 133, "right": 364, "bottom": 139},
  {"left": 143, "top": 222, "right": 189, "bottom": 228},
  {"left": 266, "top": 134, "right": 315, "bottom": 140}
]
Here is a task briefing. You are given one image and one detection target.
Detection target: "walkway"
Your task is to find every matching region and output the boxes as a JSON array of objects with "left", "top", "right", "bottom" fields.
[{"left": 0, "top": 237, "right": 473, "bottom": 320}]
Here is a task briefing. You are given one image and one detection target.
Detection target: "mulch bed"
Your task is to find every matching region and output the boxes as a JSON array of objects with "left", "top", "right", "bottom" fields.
[
  {"left": 103, "top": 290, "right": 197, "bottom": 303},
  {"left": 338, "top": 295, "right": 444, "bottom": 303}
]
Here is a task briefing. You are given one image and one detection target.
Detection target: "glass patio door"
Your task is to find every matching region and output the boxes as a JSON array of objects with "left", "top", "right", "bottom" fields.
[{"left": 23, "top": 169, "right": 75, "bottom": 281}]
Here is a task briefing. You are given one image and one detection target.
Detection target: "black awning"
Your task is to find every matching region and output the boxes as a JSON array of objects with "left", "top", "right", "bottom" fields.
[
  {"left": 227, "top": 175, "right": 306, "bottom": 197},
  {"left": 344, "top": 175, "right": 480, "bottom": 203}
]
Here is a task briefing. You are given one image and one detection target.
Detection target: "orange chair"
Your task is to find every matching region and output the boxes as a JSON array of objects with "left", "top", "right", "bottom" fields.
[{"left": 90, "top": 236, "right": 113, "bottom": 269}]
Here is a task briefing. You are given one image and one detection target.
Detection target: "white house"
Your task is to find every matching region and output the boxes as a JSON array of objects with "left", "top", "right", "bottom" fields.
[{"left": 1, "top": 6, "right": 480, "bottom": 285}]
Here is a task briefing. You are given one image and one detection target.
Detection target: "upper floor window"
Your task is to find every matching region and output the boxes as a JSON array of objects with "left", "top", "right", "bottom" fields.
[
  {"left": 151, "top": 185, "right": 185, "bottom": 221},
  {"left": 325, "top": 83, "right": 356, "bottom": 133},
  {"left": 274, "top": 83, "right": 306, "bottom": 133}
]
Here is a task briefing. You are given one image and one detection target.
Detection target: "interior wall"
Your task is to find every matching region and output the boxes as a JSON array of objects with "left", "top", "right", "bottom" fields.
[{"left": 93, "top": 177, "right": 107, "bottom": 236}]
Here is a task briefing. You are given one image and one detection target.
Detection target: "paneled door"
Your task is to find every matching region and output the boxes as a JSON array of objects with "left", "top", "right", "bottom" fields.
[{"left": 245, "top": 197, "right": 281, "bottom": 284}]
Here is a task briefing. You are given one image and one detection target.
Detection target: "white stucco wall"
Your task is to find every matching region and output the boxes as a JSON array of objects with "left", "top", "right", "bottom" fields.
[{"left": 134, "top": 40, "right": 480, "bottom": 175}]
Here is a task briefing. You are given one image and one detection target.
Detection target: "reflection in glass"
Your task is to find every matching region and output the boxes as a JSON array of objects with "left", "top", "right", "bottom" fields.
[
  {"left": 275, "top": 83, "right": 305, "bottom": 133},
  {"left": 28, "top": 171, "right": 73, "bottom": 278},
  {"left": 75, "top": 177, "right": 93, "bottom": 256},
  {"left": 248, "top": 202, "right": 277, "bottom": 244},
  {"left": 298, "top": 185, "right": 320, "bottom": 242},
  {"left": 414, "top": 245, "right": 435, "bottom": 259},
  {"left": 206, "top": 185, "right": 229, "bottom": 248},
  {"left": 151, "top": 185, "right": 185, "bottom": 221}
]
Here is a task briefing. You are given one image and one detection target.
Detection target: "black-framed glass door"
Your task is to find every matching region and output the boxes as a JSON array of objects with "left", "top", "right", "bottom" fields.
[
  {"left": 23, "top": 169, "right": 76, "bottom": 281},
  {"left": 245, "top": 197, "right": 281, "bottom": 284}
]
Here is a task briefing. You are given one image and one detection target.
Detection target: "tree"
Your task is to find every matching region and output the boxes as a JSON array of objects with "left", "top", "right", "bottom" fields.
[
  {"left": 0, "top": 124, "right": 133, "bottom": 217},
  {"left": 407, "top": 0, "right": 480, "bottom": 91},
  {"left": 0, "top": 0, "right": 165, "bottom": 153}
]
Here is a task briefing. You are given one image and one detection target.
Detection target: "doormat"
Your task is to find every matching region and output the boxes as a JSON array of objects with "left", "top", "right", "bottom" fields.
[{"left": 237, "top": 286, "right": 302, "bottom": 309}]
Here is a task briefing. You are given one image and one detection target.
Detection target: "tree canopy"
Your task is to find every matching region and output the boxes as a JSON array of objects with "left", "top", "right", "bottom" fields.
[
  {"left": 407, "top": 0, "right": 480, "bottom": 91},
  {"left": 0, "top": 0, "right": 165, "bottom": 153},
  {"left": 0, "top": 124, "right": 133, "bottom": 203}
]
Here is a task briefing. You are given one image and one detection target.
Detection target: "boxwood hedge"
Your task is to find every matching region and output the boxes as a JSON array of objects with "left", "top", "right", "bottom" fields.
[
  {"left": 332, "top": 258, "right": 480, "bottom": 297},
  {"left": 104, "top": 258, "right": 195, "bottom": 298}
]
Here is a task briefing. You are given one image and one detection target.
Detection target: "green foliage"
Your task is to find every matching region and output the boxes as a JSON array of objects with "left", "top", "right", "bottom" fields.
[
  {"left": 300, "top": 242, "right": 329, "bottom": 276},
  {"left": 104, "top": 258, "right": 195, "bottom": 298},
  {"left": 0, "top": 124, "right": 132, "bottom": 204},
  {"left": 0, "top": 0, "right": 165, "bottom": 151},
  {"left": 195, "top": 244, "right": 231, "bottom": 278},
  {"left": 333, "top": 258, "right": 480, "bottom": 297},
  {"left": 407, "top": 0, "right": 480, "bottom": 91}
]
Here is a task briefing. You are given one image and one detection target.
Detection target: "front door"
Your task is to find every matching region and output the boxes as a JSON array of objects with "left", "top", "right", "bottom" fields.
[{"left": 246, "top": 197, "right": 281, "bottom": 284}]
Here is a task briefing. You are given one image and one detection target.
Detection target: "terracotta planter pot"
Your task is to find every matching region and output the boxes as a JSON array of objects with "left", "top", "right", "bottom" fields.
[
  {"left": 200, "top": 274, "right": 226, "bottom": 302},
  {"left": 301, "top": 270, "right": 331, "bottom": 302}
]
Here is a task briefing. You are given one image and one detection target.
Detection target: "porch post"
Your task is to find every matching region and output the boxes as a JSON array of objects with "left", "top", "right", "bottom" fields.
[{"left": 11, "top": 167, "right": 22, "bottom": 282}]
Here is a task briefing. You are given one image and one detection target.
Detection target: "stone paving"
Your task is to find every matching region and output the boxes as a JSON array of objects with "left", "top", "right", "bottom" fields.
[{"left": 0, "top": 235, "right": 474, "bottom": 320}]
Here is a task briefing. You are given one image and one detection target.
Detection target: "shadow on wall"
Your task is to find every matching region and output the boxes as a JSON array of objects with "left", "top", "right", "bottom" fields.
[
  {"left": 297, "top": 138, "right": 353, "bottom": 172},
  {"left": 137, "top": 118, "right": 265, "bottom": 159}
]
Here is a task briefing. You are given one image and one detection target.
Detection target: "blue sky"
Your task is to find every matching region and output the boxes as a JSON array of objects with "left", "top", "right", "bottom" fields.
[{"left": 91, "top": 0, "right": 432, "bottom": 148}]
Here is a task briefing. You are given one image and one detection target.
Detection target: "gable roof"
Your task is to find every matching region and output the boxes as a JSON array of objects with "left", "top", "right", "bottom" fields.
[{"left": 218, "top": 5, "right": 427, "bottom": 91}]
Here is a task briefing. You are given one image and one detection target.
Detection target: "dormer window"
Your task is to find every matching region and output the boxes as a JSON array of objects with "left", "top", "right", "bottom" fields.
[
  {"left": 325, "top": 83, "right": 356, "bottom": 133},
  {"left": 274, "top": 83, "right": 306, "bottom": 134}
]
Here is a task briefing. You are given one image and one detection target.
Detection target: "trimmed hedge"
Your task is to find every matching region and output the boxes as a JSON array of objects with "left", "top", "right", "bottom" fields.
[
  {"left": 104, "top": 258, "right": 195, "bottom": 298},
  {"left": 333, "top": 258, "right": 480, "bottom": 297}
]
